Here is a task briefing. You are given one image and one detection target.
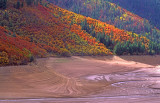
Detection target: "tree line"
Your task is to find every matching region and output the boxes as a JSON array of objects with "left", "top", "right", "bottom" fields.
[
  {"left": 0, "top": 0, "right": 43, "bottom": 9},
  {"left": 50, "top": 0, "right": 160, "bottom": 50},
  {"left": 80, "top": 19, "right": 160, "bottom": 55}
]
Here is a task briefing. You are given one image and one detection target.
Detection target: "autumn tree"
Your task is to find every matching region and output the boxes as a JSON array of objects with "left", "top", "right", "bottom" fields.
[{"left": 0, "top": 51, "right": 9, "bottom": 66}]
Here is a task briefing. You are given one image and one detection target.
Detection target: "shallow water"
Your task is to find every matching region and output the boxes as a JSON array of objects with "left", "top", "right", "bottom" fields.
[{"left": 85, "top": 66, "right": 160, "bottom": 98}]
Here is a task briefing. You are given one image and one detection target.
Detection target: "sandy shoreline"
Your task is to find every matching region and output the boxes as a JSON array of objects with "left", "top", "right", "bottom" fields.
[
  {"left": 0, "top": 55, "right": 160, "bottom": 103},
  {"left": 49, "top": 56, "right": 154, "bottom": 77}
]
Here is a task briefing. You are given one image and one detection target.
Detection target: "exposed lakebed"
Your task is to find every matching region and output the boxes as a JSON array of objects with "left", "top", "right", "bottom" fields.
[{"left": 1, "top": 56, "right": 160, "bottom": 103}]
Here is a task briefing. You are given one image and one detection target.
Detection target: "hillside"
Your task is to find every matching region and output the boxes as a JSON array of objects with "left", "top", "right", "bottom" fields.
[
  {"left": 110, "top": 0, "right": 160, "bottom": 30},
  {"left": 0, "top": 0, "right": 159, "bottom": 66},
  {"left": 1, "top": 0, "right": 111, "bottom": 66},
  {"left": 0, "top": 26, "right": 47, "bottom": 66},
  {"left": 49, "top": 0, "right": 160, "bottom": 43}
]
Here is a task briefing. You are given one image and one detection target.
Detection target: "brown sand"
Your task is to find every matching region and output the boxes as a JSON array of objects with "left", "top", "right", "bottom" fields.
[
  {"left": 50, "top": 56, "right": 154, "bottom": 78},
  {"left": 0, "top": 55, "right": 160, "bottom": 103}
]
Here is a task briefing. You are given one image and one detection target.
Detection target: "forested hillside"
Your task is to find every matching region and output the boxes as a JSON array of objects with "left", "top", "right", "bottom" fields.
[
  {"left": 0, "top": 0, "right": 160, "bottom": 66},
  {"left": 110, "top": 0, "right": 160, "bottom": 30},
  {"left": 49, "top": 0, "right": 160, "bottom": 43}
]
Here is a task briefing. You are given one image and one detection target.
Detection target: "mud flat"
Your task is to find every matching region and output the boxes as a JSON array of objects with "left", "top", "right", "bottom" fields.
[{"left": 0, "top": 55, "right": 160, "bottom": 103}]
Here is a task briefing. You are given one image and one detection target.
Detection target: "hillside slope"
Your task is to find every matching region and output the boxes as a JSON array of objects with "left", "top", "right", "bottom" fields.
[
  {"left": 49, "top": 0, "right": 160, "bottom": 43},
  {"left": 0, "top": 0, "right": 111, "bottom": 65},
  {"left": 0, "top": 0, "right": 159, "bottom": 66},
  {"left": 111, "top": 0, "right": 160, "bottom": 30}
]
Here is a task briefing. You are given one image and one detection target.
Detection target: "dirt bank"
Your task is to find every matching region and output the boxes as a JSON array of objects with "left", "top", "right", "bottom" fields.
[{"left": 50, "top": 56, "right": 154, "bottom": 78}]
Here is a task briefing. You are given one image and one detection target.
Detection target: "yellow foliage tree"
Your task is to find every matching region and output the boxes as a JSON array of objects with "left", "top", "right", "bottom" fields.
[{"left": 0, "top": 51, "right": 9, "bottom": 66}]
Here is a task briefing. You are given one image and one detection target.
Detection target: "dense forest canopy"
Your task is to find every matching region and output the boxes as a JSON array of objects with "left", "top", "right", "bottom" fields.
[
  {"left": 110, "top": 0, "right": 160, "bottom": 29},
  {"left": 48, "top": 0, "right": 160, "bottom": 43},
  {"left": 0, "top": 0, "right": 160, "bottom": 66}
]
